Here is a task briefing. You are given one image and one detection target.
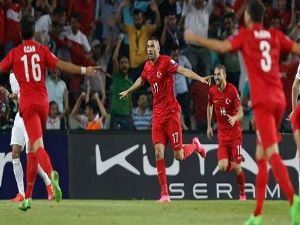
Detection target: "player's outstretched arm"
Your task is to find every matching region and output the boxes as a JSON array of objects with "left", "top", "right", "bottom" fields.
[
  {"left": 184, "top": 30, "right": 232, "bottom": 54},
  {"left": 207, "top": 104, "right": 214, "bottom": 140},
  {"left": 289, "top": 78, "right": 300, "bottom": 119},
  {"left": 56, "top": 60, "right": 99, "bottom": 76},
  {"left": 119, "top": 77, "right": 145, "bottom": 99},
  {"left": 176, "top": 66, "right": 211, "bottom": 84}
]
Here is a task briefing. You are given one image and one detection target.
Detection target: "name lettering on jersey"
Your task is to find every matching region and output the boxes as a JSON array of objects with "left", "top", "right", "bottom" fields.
[
  {"left": 225, "top": 98, "right": 231, "bottom": 105},
  {"left": 156, "top": 71, "right": 162, "bottom": 78},
  {"left": 254, "top": 30, "right": 271, "bottom": 39},
  {"left": 23, "top": 46, "right": 36, "bottom": 53}
]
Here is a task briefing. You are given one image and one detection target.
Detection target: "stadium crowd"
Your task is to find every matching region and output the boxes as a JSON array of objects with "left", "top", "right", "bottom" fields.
[{"left": 0, "top": 0, "right": 299, "bottom": 131}]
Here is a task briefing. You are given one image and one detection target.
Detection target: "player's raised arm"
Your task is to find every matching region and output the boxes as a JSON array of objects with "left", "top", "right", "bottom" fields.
[
  {"left": 176, "top": 65, "right": 211, "bottom": 84},
  {"left": 55, "top": 60, "right": 99, "bottom": 76},
  {"left": 119, "top": 77, "right": 145, "bottom": 99},
  {"left": 184, "top": 30, "right": 232, "bottom": 54}
]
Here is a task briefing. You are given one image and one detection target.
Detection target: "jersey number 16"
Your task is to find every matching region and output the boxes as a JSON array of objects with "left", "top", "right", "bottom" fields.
[{"left": 21, "top": 54, "right": 42, "bottom": 82}]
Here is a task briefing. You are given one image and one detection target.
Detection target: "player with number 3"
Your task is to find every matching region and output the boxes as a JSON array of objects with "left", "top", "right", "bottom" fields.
[
  {"left": 120, "top": 38, "right": 210, "bottom": 202},
  {"left": 184, "top": 0, "right": 300, "bottom": 224}
]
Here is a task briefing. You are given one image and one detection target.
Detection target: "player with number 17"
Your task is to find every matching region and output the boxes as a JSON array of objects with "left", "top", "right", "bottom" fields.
[{"left": 119, "top": 38, "right": 210, "bottom": 203}]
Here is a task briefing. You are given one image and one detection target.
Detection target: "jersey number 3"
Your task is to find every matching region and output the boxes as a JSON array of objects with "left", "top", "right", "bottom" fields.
[
  {"left": 259, "top": 40, "right": 272, "bottom": 72},
  {"left": 21, "top": 54, "right": 42, "bottom": 82}
]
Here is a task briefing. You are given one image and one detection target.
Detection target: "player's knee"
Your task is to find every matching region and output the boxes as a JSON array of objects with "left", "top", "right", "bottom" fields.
[
  {"left": 174, "top": 151, "right": 184, "bottom": 161},
  {"left": 218, "top": 162, "right": 227, "bottom": 172},
  {"left": 234, "top": 164, "right": 242, "bottom": 174},
  {"left": 154, "top": 148, "right": 164, "bottom": 160}
]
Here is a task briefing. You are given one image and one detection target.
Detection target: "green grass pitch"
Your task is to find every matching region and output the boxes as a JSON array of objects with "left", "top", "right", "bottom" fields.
[{"left": 0, "top": 200, "right": 293, "bottom": 225}]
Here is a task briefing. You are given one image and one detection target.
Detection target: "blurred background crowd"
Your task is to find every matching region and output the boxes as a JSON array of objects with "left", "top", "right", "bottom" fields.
[{"left": 0, "top": 0, "right": 299, "bottom": 132}]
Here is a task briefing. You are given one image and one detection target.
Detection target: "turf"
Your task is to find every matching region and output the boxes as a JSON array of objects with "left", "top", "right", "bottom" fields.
[{"left": 0, "top": 200, "right": 293, "bottom": 225}]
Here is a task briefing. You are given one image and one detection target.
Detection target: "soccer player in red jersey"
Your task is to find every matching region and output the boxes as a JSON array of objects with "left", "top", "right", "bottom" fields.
[
  {"left": 0, "top": 16, "right": 98, "bottom": 210},
  {"left": 120, "top": 38, "right": 210, "bottom": 203},
  {"left": 207, "top": 64, "right": 246, "bottom": 201},
  {"left": 184, "top": 0, "right": 300, "bottom": 224}
]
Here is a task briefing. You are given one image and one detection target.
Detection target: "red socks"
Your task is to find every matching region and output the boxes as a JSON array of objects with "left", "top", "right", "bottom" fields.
[
  {"left": 36, "top": 147, "right": 53, "bottom": 178},
  {"left": 269, "top": 153, "right": 294, "bottom": 205},
  {"left": 254, "top": 159, "right": 268, "bottom": 216},
  {"left": 236, "top": 170, "right": 245, "bottom": 195},
  {"left": 25, "top": 152, "right": 38, "bottom": 199},
  {"left": 183, "top": 144, "right": 197, "bottom": 159},
  {"left": 156, "top": 159, "right": 168, "bottom": 196}
]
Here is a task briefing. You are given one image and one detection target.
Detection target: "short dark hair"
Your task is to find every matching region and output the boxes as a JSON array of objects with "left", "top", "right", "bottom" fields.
[
  {"left": 133, "top": 9, "right": 142, "bottom": 16},
  {"left": 167, "top": 10, "right": 176, "bottom": 17},
  {"left": 171, "top": 44, "right": 180, "bottom": 51},
  {"left": 215, "top": 64, "right": 227, "bottom": 75},
  {"left": 148, "top": 36, "right": 159, "bottom": 42},
  {"left": 70, "top": 12, "right": 81, "bottom": 22},
  {"left": 246, "top": 0, "right": 266, "bottom": 23},
  {"left": 21, "top": 15, "right": 35, "bottom": 40},
  {"left": 86, "top": 100, "right": 99, "bottom": 114},
  {"left": 52, "top": 7, "right": 65, "bottom": 16},
  {"left": 49, "top": 101, "right": 58, "bottom": 108},
  {"left": 224, "top": 12, "right": 235, "bottom": 21}
]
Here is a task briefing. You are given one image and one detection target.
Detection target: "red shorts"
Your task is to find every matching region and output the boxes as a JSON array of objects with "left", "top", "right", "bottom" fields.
[
  {"left": 253, "top": 101, "right": 285, "bottom": 150},
  {"left": 152, "top": 112, "right": 182, "bottom": 151},
  {"left": 217, "top": 137, "right": 242, "bottom": 163},
  {"left": 21, "top": 104, "right": 49, "bottom": 144}
]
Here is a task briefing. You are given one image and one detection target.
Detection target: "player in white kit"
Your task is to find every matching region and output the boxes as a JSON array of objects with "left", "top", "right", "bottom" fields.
[{"left": 9, "top": 73, "right": 54, "bottom": 202}]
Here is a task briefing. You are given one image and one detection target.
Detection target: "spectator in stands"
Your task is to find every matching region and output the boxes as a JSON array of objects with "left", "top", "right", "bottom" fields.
[
  {"left": 46, "top": 101, "right": 62, "bottom": 130},
  {"left": 182, "top": 0, "right": 214, "bottom": 76},
  {"left": 159, "top": 0, "right": 181, "bottom": 21},
  {"left": 46, "top": 68, "right": 69, "bottom": 119},
  {"left": 160, "top": 11, "right": 182, "bottom": 54},
  {"left": 83, "top": 39, "right": 109, "bottom": 103},
  {"left": 270, "top": 15, "right": 281, "bottom": 30},
  {"left": 276, "top": 0, "right": 296, "bottom": 33},
  {"left": 132, "top": 94, "right": 152, "bottom": 130},
  {"left": 0, "top": 1, "right": 4, "bottom": 59},
  {"left": 170, "top": 45, "right": 192, "bottom": 129},
  {"left": 219, "top": 12, "right": 240, "bottom": 89},
  {"left": 35, "top": 7, "right": 66, "bottom": 45},
  {"left": 110, "top": 34, "right": 134, "bottom": 130},
  {"left": 118, "top": 3, "right": 161, "bottom": 79},
  {"left": 64, "top": 12, "right": 92, "bottom": 94},
  {"left": 100, "top": 0, "right": 119, "bottom": 42},
  {"left": 4, "top": 0, "right": 22, "bottom": 54},
  {"left": 67, "top": 0, "right": 95, "bottom": 36},
  {"left": 33, "top": 0, "right": 57, "bottom": 19},
  {"left": 71, "top": 92, "right": 107, "bottom": 130}
]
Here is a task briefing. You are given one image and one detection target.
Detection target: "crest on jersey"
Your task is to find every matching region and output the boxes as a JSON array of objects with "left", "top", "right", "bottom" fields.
[
  {"left": 156, "top": 71, "right": 162, "bottom": 78},
  {"left": 225, "top": 98, "right": 231, "bottom": 105}
]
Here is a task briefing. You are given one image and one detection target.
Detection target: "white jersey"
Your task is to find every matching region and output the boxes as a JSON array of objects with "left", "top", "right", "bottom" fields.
[{"left": 9, "top": 73, "right": 29, "bottom": 151}]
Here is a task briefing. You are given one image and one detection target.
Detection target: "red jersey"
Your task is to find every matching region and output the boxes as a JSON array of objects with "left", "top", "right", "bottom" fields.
[
  {"left": 291, "top": 103, "right": 300, "bottom": 131},
  {"left": 141, "top": 55, "right": 180, "bottom": 119},
  {"left": 5, "top": 2, "right": 22, "bottom": 45},
  {"left": 228, "top": 23, "right": 294, "bottom": 108},
  {"left": 208, "top": 83, "right": 242, "bottom": 140},
  {"left": 0, "top": 40, "right": 58, "bottom": 112}
]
